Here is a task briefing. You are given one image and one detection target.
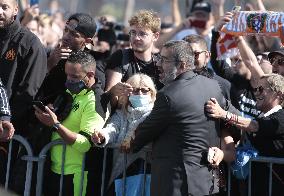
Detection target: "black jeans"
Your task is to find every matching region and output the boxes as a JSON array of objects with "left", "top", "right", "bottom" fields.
[{"left": 44, "top": 172, "right": 74, "bottom": 196}]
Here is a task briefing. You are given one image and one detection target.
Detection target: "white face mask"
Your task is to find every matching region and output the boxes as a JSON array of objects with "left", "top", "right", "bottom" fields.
[{"left": 129, "top": 94, "right": 151, "bottom": 108}]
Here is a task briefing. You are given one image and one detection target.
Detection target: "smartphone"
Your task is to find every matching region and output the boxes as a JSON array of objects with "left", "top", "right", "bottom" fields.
[
  {"left": 190, "top": 19, "right": 206, "bottom": 29},
  {"left": 207, "top": 148, "right": 215, "bottom": 163},
  {"left": 30, "top": 0, "right": 39, "bottom": 6},
  {"left": 32, "top": 101, "right": 46, "bottom": 111}
]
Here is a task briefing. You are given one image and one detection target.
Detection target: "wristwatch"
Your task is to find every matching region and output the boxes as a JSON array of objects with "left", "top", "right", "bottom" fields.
[{"left": 52, "top": 122, "right": 61, "bottom": 131}]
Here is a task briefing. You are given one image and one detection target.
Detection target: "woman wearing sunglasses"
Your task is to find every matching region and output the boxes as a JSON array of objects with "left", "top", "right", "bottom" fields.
[
  {"left": 205, "top": 73, "right": 284, "bottom": 196},
  {"left": 91, "top": 73, "right": 156, "bottom": 193}
]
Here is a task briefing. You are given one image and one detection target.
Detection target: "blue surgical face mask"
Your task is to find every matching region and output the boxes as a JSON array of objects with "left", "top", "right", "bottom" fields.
[
  {"left": 129, "top": 94, "right": 151, "bottom": 108},
  {"left": 65, "top": 80, "right": 86, "bottom": 94}
]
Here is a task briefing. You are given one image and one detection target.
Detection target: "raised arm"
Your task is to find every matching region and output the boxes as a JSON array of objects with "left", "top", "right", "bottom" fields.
[
  {"left": 211, "top": 0, "right": 225, "bottom": 23},
  {"left": 256, "top": 0, "right": 266, "bottom": 11},
  {"left": 236, "top": 36, "right": 265, "bottom": 87},
  {"left": 211, "top": 12, "right": 237, "bottom": 81},
  {"left": 171, "top": 0, "right": 182, "bottom": 26}
]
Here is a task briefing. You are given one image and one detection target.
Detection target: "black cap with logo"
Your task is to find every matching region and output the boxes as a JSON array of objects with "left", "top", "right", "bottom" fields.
[{"left": 67, "top": 13, "right": 97, "bottom": 38}]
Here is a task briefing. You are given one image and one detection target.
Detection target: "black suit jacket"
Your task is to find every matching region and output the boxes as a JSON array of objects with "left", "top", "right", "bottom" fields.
[{"left": 131, "top": 71, "right": 226, "bottom": 196}]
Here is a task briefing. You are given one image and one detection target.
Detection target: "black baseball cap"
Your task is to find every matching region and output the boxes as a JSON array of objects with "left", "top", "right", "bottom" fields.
[
  {"left": 67, "top": 13, "right": 97, "bottom": 38},
  {"left": 191, "top": 2, "right": 211, "bottom": 13},
  {"left": 268, "top": 48, "right": 284, "bottom": 60}
]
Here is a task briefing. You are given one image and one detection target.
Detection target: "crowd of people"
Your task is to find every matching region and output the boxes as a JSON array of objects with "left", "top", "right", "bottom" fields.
[{"left": 1, "top": 0, "right": 284, "bottom": 195}]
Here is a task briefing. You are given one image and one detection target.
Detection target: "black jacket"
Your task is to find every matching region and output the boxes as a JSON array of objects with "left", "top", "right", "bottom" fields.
[
  {"left": 132, "top": 71, "right": 227, "bottom": 196},
  {"left": 0, "top": 20, "right": 47, "bottom": 134}
]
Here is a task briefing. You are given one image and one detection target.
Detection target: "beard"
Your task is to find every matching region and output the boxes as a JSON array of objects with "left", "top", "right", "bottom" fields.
[
  {"left": 0, "top": 16, "right": 15, "bottom": 30},
  {"left": 160, "top": 66, "right": 178, "bottom": 85}
]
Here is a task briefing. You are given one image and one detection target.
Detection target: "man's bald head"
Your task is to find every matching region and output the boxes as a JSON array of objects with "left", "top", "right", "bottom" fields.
[{"left": 0, "top": 0, "right": 19, "bottom": 29}]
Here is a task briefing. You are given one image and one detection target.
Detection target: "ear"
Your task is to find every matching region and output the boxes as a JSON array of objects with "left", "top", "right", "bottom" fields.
[
  {"left": 177, "top": 61, "right": 187, "bottom": 72},
  {"left": 152, "top": 32, "right": 160, "bottom": 42},
  {"left": 13, "top": 4, "right": 19, "bottom": 17},
  {"left": 205, "top": 51, "right": 211, "bottom": 63}
]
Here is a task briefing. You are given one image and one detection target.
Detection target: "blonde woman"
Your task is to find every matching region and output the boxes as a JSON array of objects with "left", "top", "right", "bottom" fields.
[{"left": 92, "top": 73, "right": 156, "bottom": 188}]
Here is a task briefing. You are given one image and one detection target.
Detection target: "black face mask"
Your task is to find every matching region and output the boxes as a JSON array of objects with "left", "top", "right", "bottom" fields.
[{"left": 65, "top": 79, "right": 86, "bottom": 94}]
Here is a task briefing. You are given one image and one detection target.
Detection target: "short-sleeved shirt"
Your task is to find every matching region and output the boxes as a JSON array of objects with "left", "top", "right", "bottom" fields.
[
  {"left": 106, "top": 48, "right": 164, "bottom": 90},
  {"left": 51, "top": 89, "right": 104, "bottom": 174}
]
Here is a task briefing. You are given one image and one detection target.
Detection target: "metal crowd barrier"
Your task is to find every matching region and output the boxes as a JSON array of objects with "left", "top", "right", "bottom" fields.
[
  {"left": 9, "top": 134, "right": 284, "bottom": 196},
  {"left": 100, "top": 144, "right": 152, "bottom": 196},
  {"left": 248, "top": 156, "right": 284, "bottom": 196},
  {"left": 4, "top": 135, "right": 34, "bottom": 196},
  {"left": 4, "top": 134, "right": 150, "bottom": 196},
  {"left": 226, "top": 156, "right": 284, "bottom": 196},
  {"left": 3, "top": 134, "right": 86, "bottom": 196}
]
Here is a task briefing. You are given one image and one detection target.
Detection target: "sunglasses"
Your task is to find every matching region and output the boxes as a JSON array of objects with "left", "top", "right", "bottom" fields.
[{"left": 132, "top": 87, "right": 150, "bottom": 95}]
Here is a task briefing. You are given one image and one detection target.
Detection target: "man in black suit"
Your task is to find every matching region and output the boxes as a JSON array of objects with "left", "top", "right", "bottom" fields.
[{"left": 130, "top": 40, "right": 227, "bottom": 196}]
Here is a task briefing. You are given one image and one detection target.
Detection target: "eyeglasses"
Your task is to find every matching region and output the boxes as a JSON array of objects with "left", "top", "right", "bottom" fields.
[
  {"left": 129, "top": 30, "right": 151, "bottom": 39},
  {"left": 132, "top": 87, "right": 151, "bottom": 95},
  {"left": 194, "top": 51, "right": 207, "bottom": 59}
]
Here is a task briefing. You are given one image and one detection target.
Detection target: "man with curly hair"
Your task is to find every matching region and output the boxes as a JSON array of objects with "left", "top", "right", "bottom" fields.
[{"left": 105, "top": 10, "right": 163, "bottom": 108}]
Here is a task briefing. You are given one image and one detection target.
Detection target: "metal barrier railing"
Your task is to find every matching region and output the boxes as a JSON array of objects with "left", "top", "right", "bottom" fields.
[
  {"left": 248, "top": 156, "right": 284, "bottom": 196},
  {"left": 100, "top": 144, "right": 151, "bottom": 196},
  {"left": 3, "top": 135, "right": 86, "bottom": 196},
  {"left": 35, "top": 139, "right": 86, "bottom": 196},
  {"left": 4, "top": 135, "right": 34, "bottom": 196},
  {"left": 9, "top": 134, "right": 284, "bottom": 196},
  {"left": 226, "top": 156, "right": 284, "bottom": 196}
]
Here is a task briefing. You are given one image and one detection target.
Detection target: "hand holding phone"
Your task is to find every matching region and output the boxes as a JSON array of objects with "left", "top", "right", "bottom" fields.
[{"left": 32, "top": 101, "right": 46, "bottom": 111}]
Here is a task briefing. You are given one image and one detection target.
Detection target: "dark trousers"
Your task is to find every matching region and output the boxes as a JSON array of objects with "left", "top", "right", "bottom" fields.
[{"left": 44, "top": 172, "right": 74, "bottom": 196}]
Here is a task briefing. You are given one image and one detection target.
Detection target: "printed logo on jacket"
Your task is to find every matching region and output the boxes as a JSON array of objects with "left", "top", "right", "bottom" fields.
[{"left": 5, "top": 48, "right": 16, "bottom": 61}]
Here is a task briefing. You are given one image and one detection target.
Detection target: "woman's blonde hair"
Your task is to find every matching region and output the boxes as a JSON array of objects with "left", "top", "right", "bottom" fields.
[
  {"left": 118, "top": 74, "right": 157, "bottom": 111},
  {"left": 262, "top": 73, "right": 284, "bottom": 106}
]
